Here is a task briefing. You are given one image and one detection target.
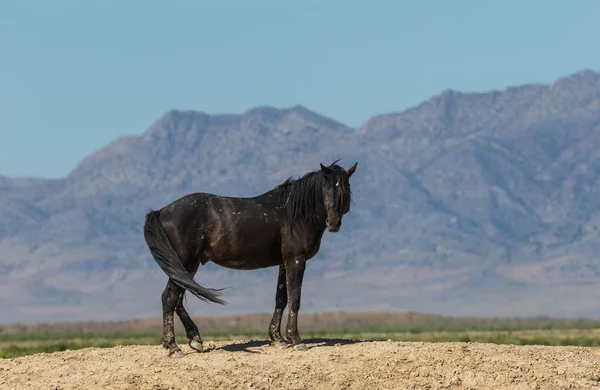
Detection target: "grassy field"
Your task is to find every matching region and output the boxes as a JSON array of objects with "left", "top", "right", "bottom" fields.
[{"left": 2, "top": 312, "right": 600, "bottom": 358}]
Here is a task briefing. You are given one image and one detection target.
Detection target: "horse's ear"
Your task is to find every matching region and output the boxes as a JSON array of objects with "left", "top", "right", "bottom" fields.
[
  {"left": 347, "top": 162, "right": 358, "bottom": 177},
  {"left": 320, "top": 163, "right": 329, "bottom": 172}
]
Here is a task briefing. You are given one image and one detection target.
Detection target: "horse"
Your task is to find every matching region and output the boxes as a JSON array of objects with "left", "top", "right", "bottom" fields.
[{"left": 143, "top": 160, "right": 358, "bottom": 357}]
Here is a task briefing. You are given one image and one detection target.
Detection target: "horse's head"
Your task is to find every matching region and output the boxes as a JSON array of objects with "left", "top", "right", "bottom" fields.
[{"left": 320, "top": 160, "right": 358, "bottom": 232}]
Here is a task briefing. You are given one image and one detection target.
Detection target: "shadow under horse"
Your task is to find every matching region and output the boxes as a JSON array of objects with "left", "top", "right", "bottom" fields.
[
  {"left": 216, "top": 338, "right": 369, "bottom": 353},
  {"left": 143, "top": 160, "right": 358, "bottom": 357}
]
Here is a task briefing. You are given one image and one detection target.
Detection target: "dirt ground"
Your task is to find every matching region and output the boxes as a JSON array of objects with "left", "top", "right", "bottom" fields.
[{"left": 1, "top": 339, "right": 600, "bottom": 390}]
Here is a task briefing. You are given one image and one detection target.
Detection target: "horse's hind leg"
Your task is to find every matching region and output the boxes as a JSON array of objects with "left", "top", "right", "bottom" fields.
[
  {"left": 161, "top": 279, "right": 184, "bottom": 358},
  {"left": 175, "top": 293, "right": 203, "bottom": 352},
  {"left": 268, "top": 265, "right": 289, "bottom": 348}
]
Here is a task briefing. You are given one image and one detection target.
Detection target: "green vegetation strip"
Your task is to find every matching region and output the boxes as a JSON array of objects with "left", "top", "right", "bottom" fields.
[{"left": 3, "top": 328, "right": 600, "bottom": 359}]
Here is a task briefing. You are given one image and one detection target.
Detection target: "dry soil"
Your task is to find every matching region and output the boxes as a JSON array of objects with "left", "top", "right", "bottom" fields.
[{"left": 1, "top": 339, "right": 600, "bottom": 390}]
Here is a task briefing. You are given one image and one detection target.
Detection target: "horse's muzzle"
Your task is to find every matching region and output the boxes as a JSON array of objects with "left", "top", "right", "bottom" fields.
[{"left": 326, "top": 218, "right": 341, "bottom": 232}]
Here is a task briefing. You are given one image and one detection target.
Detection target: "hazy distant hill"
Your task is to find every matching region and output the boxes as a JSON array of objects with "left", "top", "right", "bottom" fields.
[{"left": 2, "top": 70, "right": 600, "bottom": 324}]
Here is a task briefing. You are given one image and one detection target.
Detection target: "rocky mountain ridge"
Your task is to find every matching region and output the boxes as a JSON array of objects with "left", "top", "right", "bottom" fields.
[{"left": 2, "top": 70, "right": 600, "bottom": 323}]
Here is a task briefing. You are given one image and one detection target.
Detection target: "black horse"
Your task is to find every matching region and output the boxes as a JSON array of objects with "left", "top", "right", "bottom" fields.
[{"left": 143, "top": 161, "right": 358, "bottom": 357}]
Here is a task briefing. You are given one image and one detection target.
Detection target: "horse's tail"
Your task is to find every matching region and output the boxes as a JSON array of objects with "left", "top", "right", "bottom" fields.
[{"left": 143, "top": 210, "right": 226, "bottom": 305}]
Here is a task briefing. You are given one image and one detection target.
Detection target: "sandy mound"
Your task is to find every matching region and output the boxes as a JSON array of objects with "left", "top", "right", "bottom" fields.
[{"left": 1, "top": 339, "right": 600, "bottom": 389}]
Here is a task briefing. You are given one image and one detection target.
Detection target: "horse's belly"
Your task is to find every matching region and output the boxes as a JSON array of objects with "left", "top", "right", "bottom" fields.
[
  {"left": 204, "top": 239, "right": 281, "bottom": 270},
  {"left": 209, "top": 249, "right": 281, "bottom": 270},
  {"left": 200, "top": 207, "right": 283, "bottom": 270}
]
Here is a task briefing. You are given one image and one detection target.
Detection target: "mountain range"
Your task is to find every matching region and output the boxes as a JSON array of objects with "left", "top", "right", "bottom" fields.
[{"left": 2, "top": 70, "right": 600, "bottom": 324}]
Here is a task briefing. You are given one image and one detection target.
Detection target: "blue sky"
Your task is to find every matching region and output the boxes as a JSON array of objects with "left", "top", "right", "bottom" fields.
[{"left": 1, "top": 0, "right": 599, "bottom": 178}]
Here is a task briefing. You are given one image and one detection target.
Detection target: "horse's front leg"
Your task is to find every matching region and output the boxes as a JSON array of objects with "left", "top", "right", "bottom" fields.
[
  {"left": 284, "top": 256, "right": 307, "bottom": 351},
  {"left": 268, "top": 265, "right": 289, "bottom": 348}
]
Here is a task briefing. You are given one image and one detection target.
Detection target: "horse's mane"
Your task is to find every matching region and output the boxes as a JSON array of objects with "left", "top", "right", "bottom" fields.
[{"left": 274, "top": 162, "right": 350, "bottom": 226}]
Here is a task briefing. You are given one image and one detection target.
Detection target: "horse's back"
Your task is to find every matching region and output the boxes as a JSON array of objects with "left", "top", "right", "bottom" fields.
[{"left": 159, "top": 192, "right": 284, "bottom": 270}]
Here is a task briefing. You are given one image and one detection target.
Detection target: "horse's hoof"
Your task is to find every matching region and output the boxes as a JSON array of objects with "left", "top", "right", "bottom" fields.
[
  {"left": 293, "top": 343, "right": 308, "bottom": 351},
  {"left": 169, "top": 348, "right": 185, "bottom": 358},
  {"left": 189, "top": 339, "right": 203, "bottom": 353},
  {"left": 271, "top": 340, "right": 289, "bottom": 349}
]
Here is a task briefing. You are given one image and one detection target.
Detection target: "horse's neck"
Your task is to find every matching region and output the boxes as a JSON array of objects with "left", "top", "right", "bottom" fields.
[
  {"left": 265, "top": 185, "right": 327, "bottom": 229},
  {"left": 298, "top": 203, "right": 328, "bottom": 233}
]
